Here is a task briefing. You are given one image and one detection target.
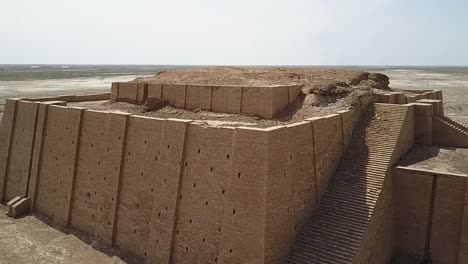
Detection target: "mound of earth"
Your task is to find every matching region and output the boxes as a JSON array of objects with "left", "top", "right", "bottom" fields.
[{"left": 136, "top": 67, "right": 391, "bottom": 94}]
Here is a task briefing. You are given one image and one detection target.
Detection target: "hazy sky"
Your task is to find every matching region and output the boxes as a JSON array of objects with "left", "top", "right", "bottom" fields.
[{"left": 1, "top": 0, "right": 467, "bottom": 65}]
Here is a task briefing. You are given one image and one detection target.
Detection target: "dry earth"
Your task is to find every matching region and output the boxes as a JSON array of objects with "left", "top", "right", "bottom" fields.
[
  {"left": 0, "top": 205, "right": 142, "bottom": 264},
  {"left": 398, "top": 145, "right": 468, "bottom": 175}
]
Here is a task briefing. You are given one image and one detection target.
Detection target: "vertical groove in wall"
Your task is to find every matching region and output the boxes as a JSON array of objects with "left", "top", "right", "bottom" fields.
[
  {"left": 209, "top": 86, "right": 213, "bottom": 111},
  {"left": 144, "top": 83, "right": 148, "bottom": 103},
  {"left": 311, "top": 121, "right": 319, "bottom": 203},
  {"left": 168, "top": 121, "right": 189, "bottom": 262},
  {"left": 66, "top": 108, "right": 85, "bottom": 227},
  {"left": 216, "top": 127, "right": 236, "bottom": 261},
  {"left": 183, "top": 85, "right": 187, "bottom": 109},
  {"left": 340, "top": 114, "right": 345, "bottom": 151},
  {"left": 424, "top": 175, "right": 438, "bottom": 262},
  {"left": 109, "top": 114, "right": 130, "bottom": 245},
  {"left": 146, "top": 120, "right": 168, "bottom": 263},
  {"left": 135, "top": 84, "right": 139, "bottom": 104},
  {"left": 0, "top": 100, "right": 18, "bottom": 201},
  {"left": 65, "top": 108, "right": 84, "bottom": 226},
  {"left": 25, "top": 103, "right": 40, "bottom": 197},
  {"left": 263, "top": 128, "right": 271, "bottom": 260},
  {"left": 159, "top": 84, "right": 163, "bottom": 99},
  {"left": 239, "top": 87, "right": 244, "bottom": 113},
  {"left": 116, "top": 83, "right": 120, "bottom": 100}
]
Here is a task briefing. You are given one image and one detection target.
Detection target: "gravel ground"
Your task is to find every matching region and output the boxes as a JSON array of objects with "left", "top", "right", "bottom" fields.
[{"left": 0, "top": 205, "right": 143, "bottom": 264}]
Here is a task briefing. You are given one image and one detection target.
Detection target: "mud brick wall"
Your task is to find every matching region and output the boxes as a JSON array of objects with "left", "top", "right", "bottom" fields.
[
  {"left": 264, "top": 122, "right": 317, "bottom": 264},
  {"left": 25, "top": 93, "right": 110, "bottom": 103},
  {"left": 391, "top": 104, "right": 416, "bottom": 163},
  {"left": 392, "top": 168, "right": 433, "bottom": 261},
  {"left": 310, "top": 114, "right": 343, "bottom": 200},
  {"left": 392, "top": 167, "right": 467, "bottom": 263},
  {"left": 433, "top": 116, "right": 468, "bottom": 148},
  {"left": 112, "top": 116, "right": 166, "bottom": 257},
  {"left": 430, "top": 174, "right": 466, "bottom": 263},
  {"left": 377, "top": 90, "right": 442, "bottom": 105},
  {"left": 413, "top": 103, "right": 434, "bottom": 145},
  {"left": 459, "top": 180, "right": 468, "bottom": 264},
  {"left": 0, "top": 99, "right": 362, "bottom": 264},
  {"left": 353, "top": 104, "right": 416, "bottom": 264},
  {"left": 111, "top": 82, "right": 303, "bottom": 119},
  {"left": 2, "top": 101, "right": 38, "bottom": 201},
  {"left": 0, "top": 100, "right": 18, "bottom": 201},
  {"left": 32, "top": 105, "right": 83, "bottom": 226}
]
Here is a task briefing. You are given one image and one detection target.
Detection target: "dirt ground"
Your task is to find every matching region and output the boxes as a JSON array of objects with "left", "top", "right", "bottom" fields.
[
  {"left": 0, "top": 205, "right": 141, "bottom": 264},
  {"left": 398, "top": 145, "right": 468, "bottom": 175}
]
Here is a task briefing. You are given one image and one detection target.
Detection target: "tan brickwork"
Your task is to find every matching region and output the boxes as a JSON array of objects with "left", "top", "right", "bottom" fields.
[
  {"left": 392, "top": 168, "right": 433, "bottom": 261},
  {"left": 4, "top": 101, "right": 39, "bottom": 201},
  {"left": 112, "top": 116, "right": 164, "bottom": 254},
  {"left": 117, "top": 82, "right": 138, "bottom": 103},
  {"left": 311, "top": 114, "right": 343, "bottom": 201},
  {"left": 430, "top": 174, "right": 466, "bottom": 263},
  {"left": 0, "top": 99, "right": 18, "bottom": 201},
  {"left": 111, "top": 82, "right": 303, "bottom": 119},
  {"left": 8, "top": 91, "right": 468, "bottom": 264}
]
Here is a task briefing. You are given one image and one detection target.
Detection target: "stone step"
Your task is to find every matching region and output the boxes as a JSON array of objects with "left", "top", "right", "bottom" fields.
[{"left": 286, "top": 105, "right": 407, "bottom": 264}]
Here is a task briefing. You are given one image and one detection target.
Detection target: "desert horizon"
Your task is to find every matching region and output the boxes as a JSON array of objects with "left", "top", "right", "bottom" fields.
[{"left": 1, "top": 64, "right": 467, "bottom": 125}]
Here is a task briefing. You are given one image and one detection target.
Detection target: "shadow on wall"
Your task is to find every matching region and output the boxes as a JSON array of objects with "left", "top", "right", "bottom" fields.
[
  {"left": 275, "top": 92, "right": 306, "bottom": 121},
  {"left": 397, "top": 145, "right": 442, "bottom": 167}
]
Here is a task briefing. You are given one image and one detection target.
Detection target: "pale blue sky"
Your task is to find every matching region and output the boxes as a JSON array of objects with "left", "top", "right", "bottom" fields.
[{"left": 1, "top": 0, "right": 467, "bottom": 65}]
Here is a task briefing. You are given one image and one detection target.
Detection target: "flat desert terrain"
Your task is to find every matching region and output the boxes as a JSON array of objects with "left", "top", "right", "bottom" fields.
[{"left": 378, "top": 68, "right": 468, "bottom": 125}]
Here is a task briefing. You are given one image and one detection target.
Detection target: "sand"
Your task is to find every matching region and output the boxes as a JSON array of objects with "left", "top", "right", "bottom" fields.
[
  {"left": 398, "top": 145, "right": 468, "bottom": 175},
  {"left": 0, "top": 205, "right": 142, "bottom": 264}
]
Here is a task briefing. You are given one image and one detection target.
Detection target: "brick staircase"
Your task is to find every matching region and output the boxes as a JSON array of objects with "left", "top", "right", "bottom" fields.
[
  {"left": 436, "top": 115, "right": 468, "bottom": 135},
  {"left": 286, "top": 104, "right": 409, "bottom": 264}
]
